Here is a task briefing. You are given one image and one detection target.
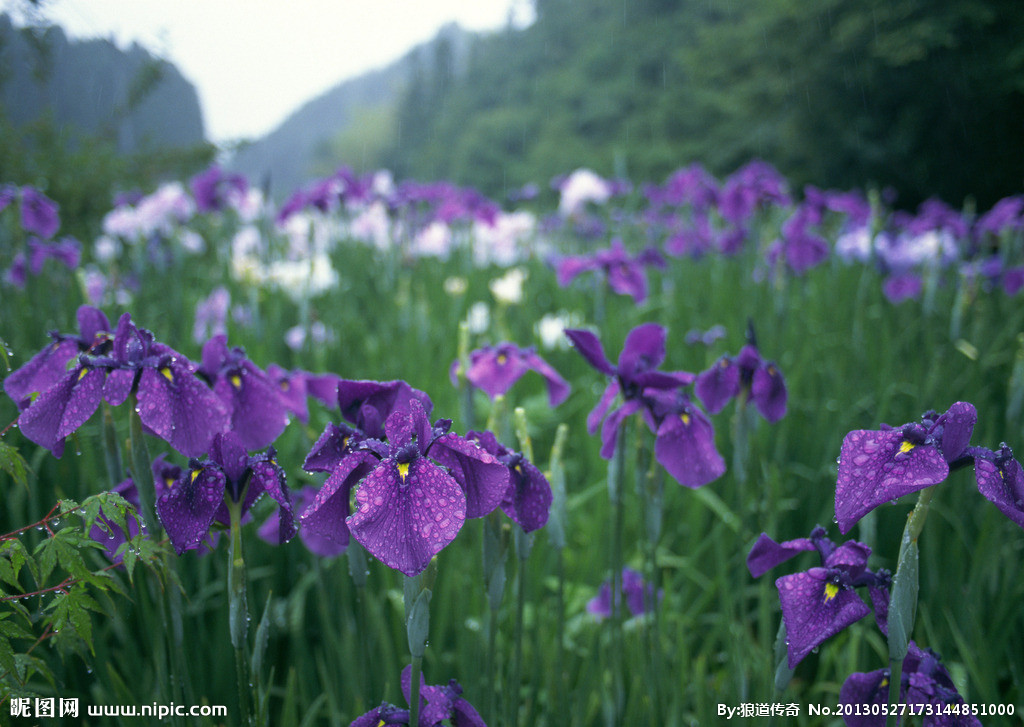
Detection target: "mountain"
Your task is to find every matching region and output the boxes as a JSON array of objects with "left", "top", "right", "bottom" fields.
[
  {"left": 0, "top": 13, "right": 205, "bottom": 153},
  {"left": 226, "top": 23, "right": 474, "bottom": 200}
]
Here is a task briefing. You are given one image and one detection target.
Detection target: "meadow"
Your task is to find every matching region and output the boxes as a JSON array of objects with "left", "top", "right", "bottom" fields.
[{"left": 1, "top": 162, "right": 1022, "bottom": 726}]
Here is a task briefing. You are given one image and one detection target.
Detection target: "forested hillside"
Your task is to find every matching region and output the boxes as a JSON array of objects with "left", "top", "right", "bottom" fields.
[{"left": 378, "top": 0, "right": 1024, "bottom": 208}]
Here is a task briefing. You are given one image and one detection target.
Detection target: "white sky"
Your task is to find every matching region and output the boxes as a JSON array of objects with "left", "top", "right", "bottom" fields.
[{"left": 11, "top": 0, "right": 534, "bottom": 144}]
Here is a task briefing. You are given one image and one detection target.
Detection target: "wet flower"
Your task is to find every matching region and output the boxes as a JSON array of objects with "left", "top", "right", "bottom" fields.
[
  {"left": 350, "top": 665, "right": 486, "bottom": 726},
  {"left": 12, "top": 311, "right": 228, "bottom": 457},
  {"left": 839, "top": 642, "right": 981, "bottom": 727},
  {"left": 466, "top": 430, "right": 552, "bottom": 532},
  {"left": 258, "top": 485, "right": 345, "bottom": 557},
  {"left": 198, "top": 334, "right": 289, "bottom": 450},
  {"left": 835, "top": 402, "right": 976, "bottom": 533},
  {"left": 156, "top": 432, "right": 296, "bottom": 555},
  {"left": 450, "top": 342, "right": 570, "bottom": 407},
  {"left": 586, "top": 567, "right": 662, "bottom": 620},
  {"left": 748, "top": 526, "right": 890, "bottom": 668},
  {"left": 970, "top": 443, "right": 1024, "bottom": 529}
]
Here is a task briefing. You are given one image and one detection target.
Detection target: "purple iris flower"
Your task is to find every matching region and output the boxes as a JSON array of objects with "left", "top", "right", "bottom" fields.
[
  {"left": 718, "top": 160, "right": 790, "bottom": 226},
  {"left": 12, "top": 311, "right": 229, "bottom": 458},
  {"left": 28, "top": 236, "right": 81, "bottom": 273},
  {"left": 89, "top": 477, "right": 144, "bottom": 565},
  {"left": 198, "top": 334, "right": 289, "bottom": 450},
  {"left": 586, "top": 567, "right": 662, "bottom": 620},
  {"left": 766, "top": 206, "right": 830, "bottom": 275},
  {"left": 19, "top": 186, "right": 60, "bottom": 238},
  {"left": 694, "top": 343, "right": 787, "bottom": 423},
  {"left": 566, "top": 324, "right": 725, "bottom": 487},
  {"left": 465, "top": 430, "right": 552, "bottom": 533},
  {"left": 835, "top": 402, "right": 976, "bottom": 534},
  {"left": 337, "top": 379, "right": 433, "bottom": 440},
  {"left": 838, "top": 642, "right": 981, "bottom": 727},
  {"left": 748, "top": 526, "right": 891, "bottom": 669},
  {"left": 265, "top": 364, "right": 311, "bottom": 424},
  {"left": 450, "top": 342, "right": 570, "bottom": 407},
  {"left": 190, "top": 165, "right": 248, "bottom": 213},
  {"left": 351, "top": 665, "right": 486, "bottom": 727},
  {"left": 883, "top": 272, "right": 923, "bottom": 303},
  {"left": 4, "top": 305, "right": 111, "bottom": 410},
  {"left": 303, "top": 396, "right": 507, "bottom": 576},
  {"left": 258, "top": 485, "right": 345, "bottom": 557},
  {"left": 970, "top": 443, "right": 1024, "bottom": 529},
  {"left": 554, "top": 239, "right": 666, "bottom": 304},
  {"left": 156, "top": 432, "right": 296, "bottom": 555}
]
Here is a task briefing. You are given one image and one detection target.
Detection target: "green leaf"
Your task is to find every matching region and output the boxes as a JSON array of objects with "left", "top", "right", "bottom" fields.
[
  {"left": 0, "top": 440, "right": 30, "bottom": 490},
  {"left": 888, "top": 539, "right": 919, "bottom": 663},
  {"left": 0, "top": 635, "right": 17, "bottom": 679}
]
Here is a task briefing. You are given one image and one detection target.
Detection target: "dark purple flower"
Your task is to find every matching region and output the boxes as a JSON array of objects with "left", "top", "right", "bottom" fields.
[
  {"left": 971, "top": 443, "right": 1024, "bottom": 529},
  {"left": 466, "top": 430, "right": 551, "bottom": 533},
  {"left": 839, "top": 642, "right": 981, "bottom": 727},
  {"left": 351, "top": 666, "right": 486, "bottom": 727},
  {"left": 156, "top": 432, "right": 296, "bottom": 555},
  {"left": 451, "top": 342, "right": 570, "bottom": 407},
  {"left": 28, "top": 236, "right": 81, "bottom": 273},
  {"left": 336, "top": 379, "right": 433, "bottom": 440},
  {"left": 266, "top": 364, "right": 311, "bottom": 424},
  {"left": 20, "top": 186, "right": 60, "bottom": 238},
  {"left": 694, "top": 343, "right": 787, "bottom": 422},
  {"left": 12, "top": 311, "right": 229, "bottom": 457},
  {"left": 749, "top": 526, "right": 890, "bottom": 668},
  {"left": 554, "top": 239, "right": 666, "bottom": 304},
  {"left": 4, "top": 252, "right": 27, "bottom": 287},
  {"left": 258, "top": 485, "right": 345, "bottom": 557},
  {"left": 586, "top": 567, "right": 662, "bottom": 620},
  {"left": 307, "top": 398, "right": 506, "bottom": 576},
  {"left": 835, "top": 402, "right": 976, "bottom": 534},
  {"left": 718, "top": 160, "right": 790, "bottom": 225},
  {"left": 198, "top": 334, "right": 289, "bottom": 450}
]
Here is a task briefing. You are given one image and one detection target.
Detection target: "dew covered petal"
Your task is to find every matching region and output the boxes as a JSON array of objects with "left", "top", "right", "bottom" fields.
[
  {"left": 746, "top": 533, "right": 816, "bottom": 578},
  {"left": 777, "top": 569, "right": 871, "bottom": 668},
  {"left": 301, "top": 450, "right": 377, "bottom": 548},
  {"left": 18, "top": 365, "right": 105, "bottom": 456},
  {"left": 653, "top": 406, "right": 726, "bottom": 488},
  {"left": 835, "top": 428, "right": 948, "bottom": 534},
  {"left": 751, "top": 362, "right": 787, "bottom": 423},
  {"left": 974, "top": 447, "right": 1024, "bottom": 529},
  {"left": 694, "top": 357, "right": 740, "bottom": 414},
  {"left": 564, "top": 328, "right": 615, "bottom": 375},
  {"left": 348, "top": 457, "right": 466, "bottom": 576},
  {"left": 136, "top": 366, "right": 230, "bottom": 457},
  {"left": 500, "top": 457, "right": 552, "bottom": 532},
  {"left": 3, "top": 338, "right": 80, "bottom": 408},
  {"left": 430, "top": 432, "right": 509, "bottom": 518},
  {"left": 157, "top": 466, "right": 226, "bottom": 555},
  {"left": 617, "top": 322, "right": 667, "bottom": 378}
]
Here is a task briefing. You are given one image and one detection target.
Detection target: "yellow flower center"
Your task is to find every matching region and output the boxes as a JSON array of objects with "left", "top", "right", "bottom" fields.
[
  {"left": 397, "top": 462, "right": 410, "bottom": 481},
  {"left": 899, "top": 441, "right": 915, "bottom": 454},
  {"left": 160, "top": 366, "right": 174, "bottom": 382},
  {"left": 824, "top": 582, "right": 840, "bottom": 602}
]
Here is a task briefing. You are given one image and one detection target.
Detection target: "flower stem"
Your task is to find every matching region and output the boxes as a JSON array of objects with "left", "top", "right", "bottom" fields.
[
  {"left": 482, "top": 511, "right": 508, "bottom": 722},
  {"left": 404, "top": 563, "right": 436, "bottom": 727},
  {"left": 227, "top": 499, "right": 252, "bottom": 726},
  {"left": 607, "top": 422, "right": 628, "bottom": 723}
]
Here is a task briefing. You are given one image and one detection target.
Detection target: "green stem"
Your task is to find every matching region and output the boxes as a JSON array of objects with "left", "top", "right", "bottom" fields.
[
  {"left": 127, "top": 394, "right": 158, "bottom": 534},
  {"left": 482, "top": 512, "right": 508, "bottom": 722},
  {"left": 101, "top": 403, "right": 123, "bottom": 486},
  {"left": 607, "top": 423, "right": 627, "bottom": 724},
  {"left": 404, "top": 565, "right": 435, "bottom": 727},
  {"left": 227, "top": 499, "right": 252, "bottom": 725}
]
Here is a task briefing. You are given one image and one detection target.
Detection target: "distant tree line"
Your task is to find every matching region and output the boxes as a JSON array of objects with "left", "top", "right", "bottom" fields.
[{"left": 379, "top": 0, "right": 1024, "bottom": 208}]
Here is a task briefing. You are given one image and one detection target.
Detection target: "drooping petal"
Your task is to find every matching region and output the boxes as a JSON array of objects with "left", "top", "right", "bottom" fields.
[
  {"left": 838, "top": 669, "right": 889, "bottom": 727},
  {"left": 777, "top": 569, "right": 871, "bottom": 668},
  {"left": 653, "top": 406, "right": 726, "bottom": 488},
  {"left": 834, "top": 428, "right": 948, "bottom": 534},
  {"left": 694, "top": 357, "right": 740, "bottom": 414},
  {"left": 465, "top": 346, "right": 528, "bottom": 400},
  {"left": 600, "top": 399, "right": 643, "bottom": 459},
  {"left": 213, "top": 361, "right": 289, "bottom": 450},
  {"left": 937, "top": 401, "right": 976, "bottom": 463},
  {"left": 76, "top": 304, "right": 111, "bottom": 342},
  {"left": 751, "top": 363, "right": 787, "bottom": 422},
  {"left": 521, "top": 349, "right": 571, "bottom": 406},
  {"left": 349, "top": 703, "right": 409, "bottom": 727},
  {"left": 136, "top": 365, "right": 229, "bottom": 457},
  {"left": 301, "top": 451, "right": 377, "bottom": 548},
  {"left": 3, "top": 338, "right": 80, "bottom": 408},
  {"left": 383, "top": 398, "right": 432, "bottom": 455},
  {"left": 746, "top": 533, "right": 816, "bottom": 578},
  {"left": 18, "top": 366, "right": 105, "bottom": 456},
  {"left": 156, "top": 466, "right": 227, "bottom": 555},
  {"left": 303, "top": 422, "right": 359, "bottom": 473},
  {"left": 337, "top": 379, "right": 432, "bottom": 439},
  {"left": 429, "top": 432, "right": 509, "bottom": 518},
  {"left": 973, "top": 445, "right": 1024, "bottom": 529},
  {"left": 586, "top": 380, "right": 620, "bottom": 435},
  {"left": 500, "top": 457, "right": 552, "bottom": 532},
  {"left": 250, "top": 459, "right": 296, "bottom": 543},
  {"left": 564, "top": 328, "right": 615, "bottom": 375},
  {"left": 348, "top": 457, "right": 467, "bottom": 577}
]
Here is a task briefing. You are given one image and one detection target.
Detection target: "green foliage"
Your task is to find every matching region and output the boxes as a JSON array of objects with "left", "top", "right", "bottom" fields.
[
  {"left": 377, "top": 0, "right": 1024, "bottom": 207},
  {"left": 0, "top": 493, "right": 166, "bottom": 702}
]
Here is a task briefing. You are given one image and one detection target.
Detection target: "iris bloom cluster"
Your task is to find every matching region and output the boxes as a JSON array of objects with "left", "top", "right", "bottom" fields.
[
  {"left": 565, "top": 323, "right": 725, "bottom": 488},
  {"left": 351, "top": 665, "right": 485, "bottom": 727},
  {"left": 747, "top": 526, "right": 891, "bottom": 668},
  {"left": 301, "top": 381, "right": 513, "bottom": 576},
  {"left": 694, "top": 341, "right": 787, "bottom": 423},
  {"left": 554, "top": 238, "right": 667, "bottom": 304},
  {"left": 586, "top": 567, "right": 662, "bottom": 621}
]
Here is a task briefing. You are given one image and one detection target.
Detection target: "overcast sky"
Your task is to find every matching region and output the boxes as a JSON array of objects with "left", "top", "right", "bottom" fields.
[{"left": 12, "top": 0, "right": 533, "bottom": 144}]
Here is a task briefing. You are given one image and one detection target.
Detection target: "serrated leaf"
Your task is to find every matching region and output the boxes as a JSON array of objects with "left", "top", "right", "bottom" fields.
[
  {"left": 0, "top": 440, "right": 30, "bottom": 489},
  {"left": 0, "top": 634, "right": 16, "bottom": 677}
]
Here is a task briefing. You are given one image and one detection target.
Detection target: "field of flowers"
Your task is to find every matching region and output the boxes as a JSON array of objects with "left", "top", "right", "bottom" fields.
[{"left": 1, "top": 160, "right": 1023, "bottom": 726}]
